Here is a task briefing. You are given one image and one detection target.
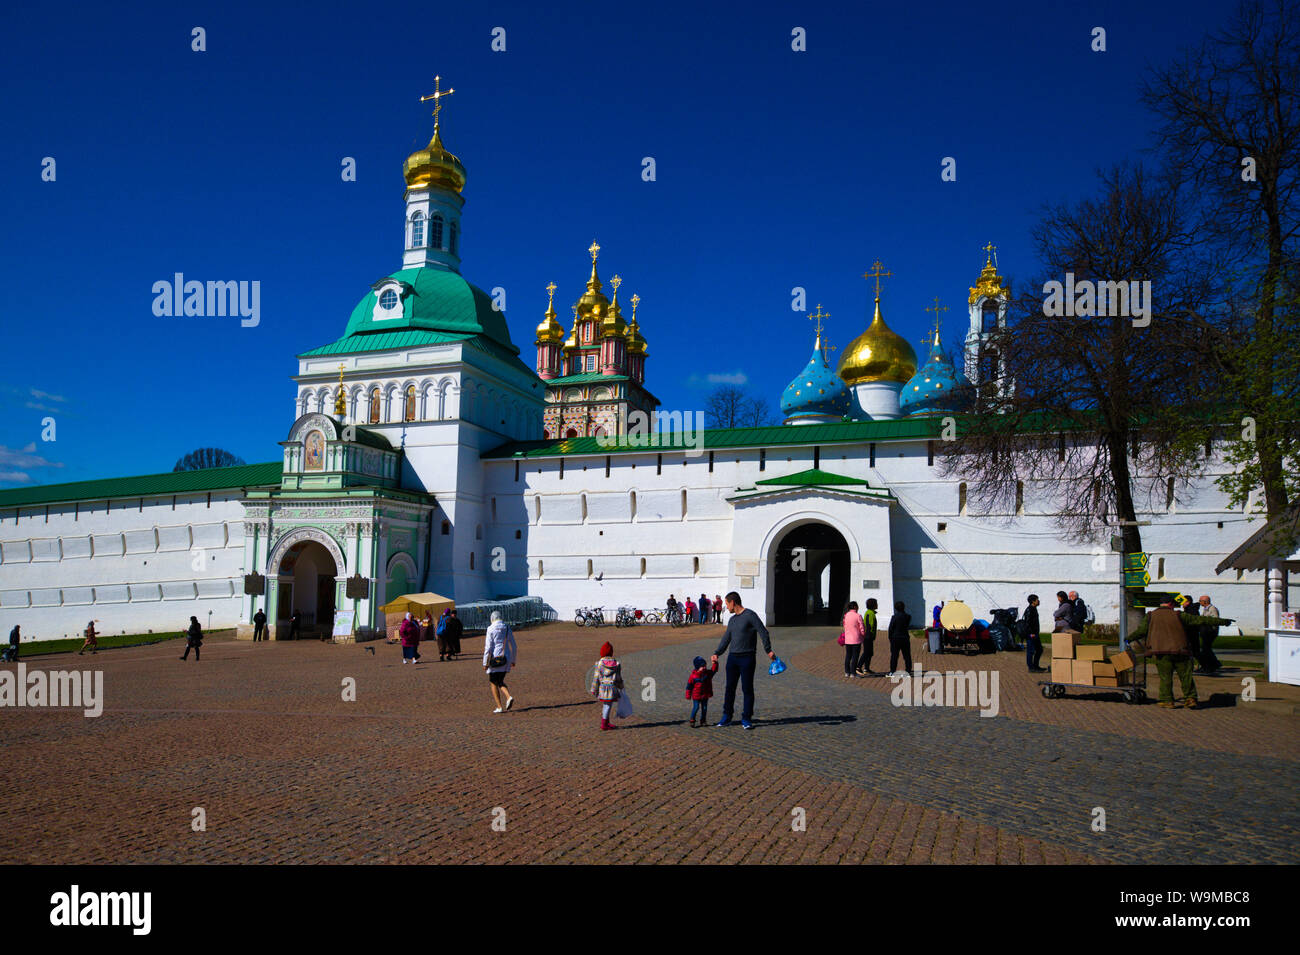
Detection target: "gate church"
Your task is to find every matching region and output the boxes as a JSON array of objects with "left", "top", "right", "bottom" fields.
[{"left": 0, "top": 87, "right": 1284, "bottom": 639}]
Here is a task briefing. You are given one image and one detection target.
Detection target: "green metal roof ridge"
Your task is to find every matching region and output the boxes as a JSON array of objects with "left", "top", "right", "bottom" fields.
[
  {"left": 546, "top": 372, "right": 632, "bottom": 384},
  {"left": 754, "top": 467, "right": 869, "bottom": 487},
  {"left": 0, "top": 462, "right": 284, "bottom": 510},
  {"left": 483, "top": 417, "right": 944, "bottom": 459}
]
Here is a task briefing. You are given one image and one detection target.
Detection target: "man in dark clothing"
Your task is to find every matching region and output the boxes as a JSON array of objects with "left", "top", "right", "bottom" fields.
[
  {"left": 1022, "top": 594, "right": 1044, "bottom": 672},
  {"left": 252, "top": 609, "right": 267, "bottom": 642},
  {"left": 5, "top": 625, "right": 19, "bottom": 662},
  {"left": 180, "top": 616, "right": 203, "bottom": 661},
  {"left": 710, "top": 592, "right": 775, "bottom": 729},
  {"left": 887, "top": 601, "right": 913, "bottom": 675},
  {"left": 289, "top": 609, "right": 302, "bottom": 640},
  {"left": 1195, "top": 595, "right": 1222, "bottom": 674}
]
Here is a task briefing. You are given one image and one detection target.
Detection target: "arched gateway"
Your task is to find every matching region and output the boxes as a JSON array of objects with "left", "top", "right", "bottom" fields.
[{"left": 771, "top": 522, "right": 851, "bottom": 626}]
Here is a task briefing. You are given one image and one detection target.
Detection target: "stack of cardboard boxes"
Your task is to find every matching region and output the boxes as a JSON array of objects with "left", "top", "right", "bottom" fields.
[{"left": 1049, "top": 632, "right": 1136, "bottom": 686}]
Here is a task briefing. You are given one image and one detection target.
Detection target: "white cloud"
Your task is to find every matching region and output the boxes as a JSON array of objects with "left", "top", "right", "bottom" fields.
[
  {"left": 0, "top": 445, "right": 63, "bottom": 482},
  {"left": 29, "top": 388, "right": 67, "bottom": 403},
  {"left": 707, "top": 371, "right": 749, "bottom": 385},
  {"left": 0, "top": 471, "right": 32, "bottom": 483}
]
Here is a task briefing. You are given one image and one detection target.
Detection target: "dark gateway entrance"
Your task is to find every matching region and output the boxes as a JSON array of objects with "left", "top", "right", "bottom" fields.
[{"left": 772, "top": 522, "right": 850, "bottom": 626}]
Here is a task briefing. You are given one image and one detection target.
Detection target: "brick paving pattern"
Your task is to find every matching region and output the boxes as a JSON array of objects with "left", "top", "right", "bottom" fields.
[{"left": 0, "top": 622, "right": 1294, "bottom": 864}]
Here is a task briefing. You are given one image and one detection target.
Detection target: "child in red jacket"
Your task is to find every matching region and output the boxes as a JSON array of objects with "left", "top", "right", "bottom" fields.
[{"left": 686, "top": 655, "right": 718, "bottom": 727}]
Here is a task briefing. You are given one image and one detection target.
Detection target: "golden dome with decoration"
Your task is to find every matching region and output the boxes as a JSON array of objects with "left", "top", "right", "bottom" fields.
[
  {"left": 968, "top": 241, "right": 1009, "bottom": 304},
  {"left": 602, "top": 274, "right": 628, "bottom": 337},
  {"left": 403, "top": 76, "right": 466, "bottom": 194},
  {"left": 837, "top": 260, "right": 918, "bottom": 386},
  {"left": 574, "top": 241, "right": 610, "bottom": 322},
  {"left": 536, "top": 282, "right": 564, "bottom": 343},
  {"left": 625, "top": 293, "right": 647, "bottom": 356}
]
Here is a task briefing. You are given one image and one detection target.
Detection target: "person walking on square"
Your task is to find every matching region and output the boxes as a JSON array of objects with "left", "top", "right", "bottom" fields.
[
  {"left": 289, "top": 609, "right": 302, "bottom": 641},
  {"left": 713, "top": 595, "right": 723, "bottom": 624},
  {"left": 444, "top": 608, "right": 463, "bottom": 659},
  {"left": 399, "top": 611, "right": 420, "bottom": 664},
  {"left": 855, "top": 598, "right": 880, "bottom": 676},
  {"left": 683, "top": 597, "right": 696, "bottom": 626},
  {"left": 483, "top": 610, "right": 517, "bottom": 713},
  {"left": 1022, "top": 594, "right": 1045, "bottom": 672},
  {"left": 1147, "top": 597, "right": 1198, "bottom": 708},
  {"left": 842, "top": 600, "right": 865, "bottom": 677},
  {"left": 1196, "top": 595, "right": 1222, "bottom": 674},
  {"left": 252, "top": 608, "right": 267, "bottom": 642},
  {"left": 78, "top": 620, "right": 99, "bottom": 655},
  {"left": 180, "top": 616, "right": 203, "bottom": 661},
  {"left": 5, "top": 624, "right": 20, "bottom": 662},
  {"left": 887, "top": 601, "right": 913, "bottom": 676},
  {"left": 685, "top": 655, "right": 718, "bottom": 727},
  {"left": 589, "top": 640, "right": 623, "bottom": 730},
  {"left": 711, "top": 592, "right": 775, "bottom": 730},
  {"left": 699, "top": 593, "right": 711, "bottom": 624}
]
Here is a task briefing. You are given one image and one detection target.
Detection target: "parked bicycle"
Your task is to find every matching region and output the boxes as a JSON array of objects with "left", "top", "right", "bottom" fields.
[
  {"left": 575, "top": 606, "right": 606, "bottom": 627},
  {"left": 614, "top": 606, "right": 639, "bottom": 627}
]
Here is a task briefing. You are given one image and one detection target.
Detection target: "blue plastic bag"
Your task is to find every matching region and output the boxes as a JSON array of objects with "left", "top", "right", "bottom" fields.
[{"left": 769, "top": 656, "right": 787, "bottom": 676}]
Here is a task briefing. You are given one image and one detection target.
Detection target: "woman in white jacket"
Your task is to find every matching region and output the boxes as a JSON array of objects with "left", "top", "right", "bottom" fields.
[{"left": 482, "top": 611, "right": 518, "bottom": 713}]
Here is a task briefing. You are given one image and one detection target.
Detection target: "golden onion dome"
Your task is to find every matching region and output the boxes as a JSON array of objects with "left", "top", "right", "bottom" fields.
[
  {"left": 536, "top": 289, "right": 564, "bottom": 344},
  {"left": 563, "top": 306, "right": 580, "bottom": 351},
  {"left": 403, "top": 126, "right": 466, "bottom": 194},
  {"left": 625, "top": 292, "right": 647, "bottom": 355},
  {"left": 601, "top": 275, "right": 627, "bottom": 336},
  {"left": 837, "top": 298, "right": 918, "bottom": 385}
]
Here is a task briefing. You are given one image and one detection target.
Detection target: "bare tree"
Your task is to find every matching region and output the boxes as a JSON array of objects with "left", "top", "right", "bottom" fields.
[
  {"left": 704, "top": 385, "right": 775, "bottom": 429},
  {"left": 174, "top": 448, "right": 246, "bottom": 472},
  {"left": 943, "top": 164, "right": 1210, "bottom": 556},
  {"left": 1142, "top": 0, "right": 1300, "bottom": 517}
]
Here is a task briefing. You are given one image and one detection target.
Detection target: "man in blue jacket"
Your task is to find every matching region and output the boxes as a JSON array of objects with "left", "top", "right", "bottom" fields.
[{"left": 711, "top": 592, "right": 775, "bottom": 730}]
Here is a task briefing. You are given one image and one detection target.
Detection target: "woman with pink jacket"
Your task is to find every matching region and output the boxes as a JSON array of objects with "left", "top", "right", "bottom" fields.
[{"left": 842, "top": 601, "right": 866, "bottom": 677}]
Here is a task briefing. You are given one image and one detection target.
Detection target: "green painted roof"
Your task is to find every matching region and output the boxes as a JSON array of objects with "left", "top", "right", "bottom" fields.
[
  {"left": 300, "top": 329, "right": 471, "bottom": 357},
  {"left": 483, "top": 416, "right": 945, "bottom": 459},
  {"left": 327, "top": 267, "right": 518, "bottom": 354},
  {"left": 754, "top": 468, "right": 869, "bottom": 487},
  {"left": 0, "top": 462, "right": 283, "bottom": 509},
  {"left": 547, "top": 373, "right": 631, "bottom": 385}
]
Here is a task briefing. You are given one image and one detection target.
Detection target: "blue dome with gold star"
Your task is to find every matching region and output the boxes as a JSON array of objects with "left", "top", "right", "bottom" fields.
[
  {"left": 900, "top": 328, "right": 972, "bottom": 415},
  {"left": 781, "top": 334, "right": 854, "bottom": 424}
]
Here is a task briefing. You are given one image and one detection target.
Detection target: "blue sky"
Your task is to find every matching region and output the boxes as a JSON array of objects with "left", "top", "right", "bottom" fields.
[{"left": 0, "top": 0, "right": 1232, "bottom": 486}]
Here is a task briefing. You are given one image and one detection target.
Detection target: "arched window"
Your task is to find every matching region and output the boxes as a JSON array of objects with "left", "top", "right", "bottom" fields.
[
  {"left": 369, "top": 387, "right": 381, "bottom": 425},
  {"left": 629, "top": 490, "right": 637, "bottom": 520},
  {"left": 639, "top": 558, "right": 646, "bottom": 577},
  {"left": 565, "top": 428, "right": 578, "bottom": 438},
  {"left": 958, "top": 482, "right": 968, "bottom": 516},
  {"left": 1015, "top": 480, "right": 1024, "bottom": 516},
  {"left": 580, "top": 494, "right": 588, "bottom": 522},
  {"left": 537, "top": 560, "right": 544, "bottom": 579},
  {"left": 411, "top": 211, "right": 425, "bottom": 249},
  {"left": 430, "top": 214, "right": 444, "bottom": 250},
  {"left": 441, "top": 520, "right": 450, "bottom": 535},
  {"left": 450, "top": 221, "right": 459, "bottom": 256},
  {"left": 404, "top": 385, "right": 416, "bottom": 422},
  {"left": 470, "top": 551, "right": 475, "bottom": 570},
  {"left": 475, "top": 523, "right": 483, "bottom": 540},
  {"left": 534, "top": 495, "right": 541, "bottom": 523},
  {"left": 693, "top": 556, "right": 700, "bottom": 576},
  {"left": 586, "top": 559, "right": 593, "bottom": 579},
  {"left": 681, "top": 489, "right": 688, "bottom": 519}
]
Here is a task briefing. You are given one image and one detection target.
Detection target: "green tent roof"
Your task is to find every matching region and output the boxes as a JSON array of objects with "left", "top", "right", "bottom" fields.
[{"left": 0, "top": 462, "right": 284, "bottom": 509}]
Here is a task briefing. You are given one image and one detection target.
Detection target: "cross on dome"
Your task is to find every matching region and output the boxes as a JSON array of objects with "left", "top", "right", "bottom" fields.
[
  {"left": 863, "top": 259, "right": 892, "bottom": 300},
  {"left": 420, "top": 75, "right": 455, "bottom": 129}
]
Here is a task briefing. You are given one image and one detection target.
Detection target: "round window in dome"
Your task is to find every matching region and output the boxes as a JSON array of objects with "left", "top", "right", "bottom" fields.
[{"left": 379, "top": 289, "right": 399, "bottom": 310}]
